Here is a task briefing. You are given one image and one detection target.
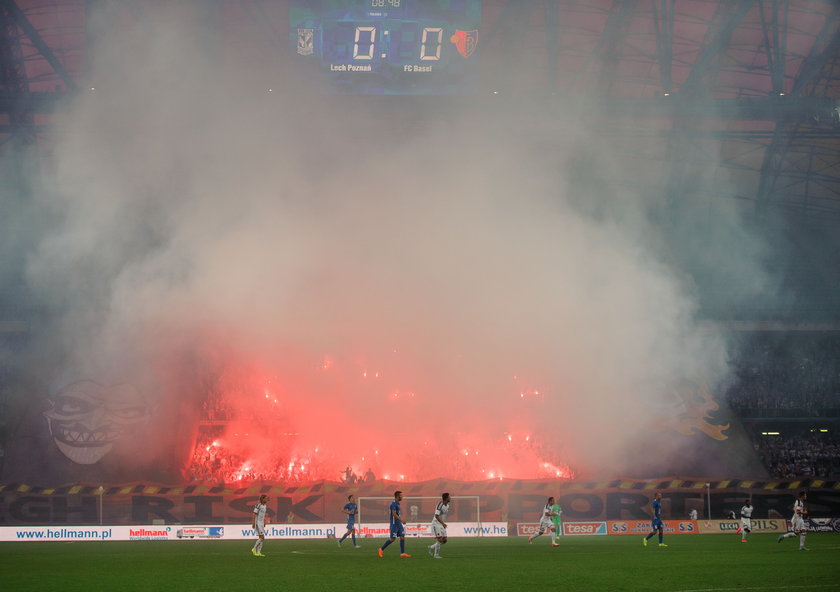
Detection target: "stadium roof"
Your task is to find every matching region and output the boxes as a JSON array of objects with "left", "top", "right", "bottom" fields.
[
  {"left": 2, "top": 1, "right": 838, "bottom": 215},
  {"left": 1, "top": 0, "right": 838, "bottom": 321}
]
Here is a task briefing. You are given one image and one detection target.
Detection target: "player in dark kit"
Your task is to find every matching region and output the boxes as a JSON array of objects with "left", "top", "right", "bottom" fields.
[
  {"left": 378, "top": 490, "right": 410, "bottom": 558},
  {"left": 643, "top": 492, "right": 667, "bottom": 547},
  {"left": 338, "top": 494, "right": 361, "bottom": 548}
]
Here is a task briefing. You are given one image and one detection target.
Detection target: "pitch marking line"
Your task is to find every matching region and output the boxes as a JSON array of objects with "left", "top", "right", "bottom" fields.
[{"left": 672, "top": 585, "right": 835, "bottom": 592}]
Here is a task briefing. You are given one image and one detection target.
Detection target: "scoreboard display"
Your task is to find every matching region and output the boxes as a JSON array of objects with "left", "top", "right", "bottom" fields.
[{"left": 291, "top": 0, "right": 481, "bottom": 95}]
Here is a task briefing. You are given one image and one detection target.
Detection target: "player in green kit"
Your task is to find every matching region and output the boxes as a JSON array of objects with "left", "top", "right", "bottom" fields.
[{"left": 550, "top": 501, "right": 563, "bottom": 547}]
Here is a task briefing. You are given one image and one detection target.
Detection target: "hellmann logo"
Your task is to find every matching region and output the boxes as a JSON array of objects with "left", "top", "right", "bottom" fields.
[{"left": 129, "top": 529, "right": 169, "bottom": 537}]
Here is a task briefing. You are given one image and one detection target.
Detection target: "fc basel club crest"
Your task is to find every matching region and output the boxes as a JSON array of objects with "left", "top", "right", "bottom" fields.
[
  {"left": 297, "top": 28, "right": 314, "bottom": 55},
  {"left": 450, "top": 29, "right": 478, "bottom": 58}
]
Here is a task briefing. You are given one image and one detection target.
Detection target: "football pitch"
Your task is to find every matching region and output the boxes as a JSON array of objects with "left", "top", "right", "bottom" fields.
[{"left": 1, "top": 534, "right": 836, "bottom": 592}]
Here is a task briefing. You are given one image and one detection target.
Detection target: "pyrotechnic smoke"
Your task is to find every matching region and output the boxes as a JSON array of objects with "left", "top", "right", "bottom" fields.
[{"left": 8, "top": 4, "right": 774, "bottom": 483}]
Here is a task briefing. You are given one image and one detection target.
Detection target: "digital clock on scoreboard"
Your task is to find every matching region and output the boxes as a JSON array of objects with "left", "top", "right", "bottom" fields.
[{"left": 291, "top": 0, "right": 481, "bottom": 95}]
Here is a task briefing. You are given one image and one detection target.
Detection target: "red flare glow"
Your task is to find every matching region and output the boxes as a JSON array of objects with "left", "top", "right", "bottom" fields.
[{"left": 188, "top": 348, "right": 576, "bottom": 483}]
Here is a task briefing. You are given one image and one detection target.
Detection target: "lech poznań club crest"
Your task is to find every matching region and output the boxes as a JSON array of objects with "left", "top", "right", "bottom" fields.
[{"left": 297, "top": 28, "right": 314, "bottom": 55}]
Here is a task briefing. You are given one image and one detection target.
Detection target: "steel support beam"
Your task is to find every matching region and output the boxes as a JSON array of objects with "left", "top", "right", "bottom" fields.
[
  {"left": 596, "top": 0, "right": 638, "bottom": 94},
  {"left": 755, "top": 5, "right": 840, "bottom": 218},
  {"left": 678, "top": 0, "right": 757, "bottom": 97},
  {"left": 0, "top": 0, "right": 34, "bottom": 146},
  {"left": 569, "top": 0, "right": 637, "bottom": 92},
  {"left": 758, "top": 0, "right": 789, "bottom": 95},
  {"left": 0, "top": 0, "right": 75, "bottom": 90},
  {"left": 791, "top": 4, "right": 840, "bottom": 97},
  {"left": 652, "top": 0, "right": 675, "bottom": 95}
]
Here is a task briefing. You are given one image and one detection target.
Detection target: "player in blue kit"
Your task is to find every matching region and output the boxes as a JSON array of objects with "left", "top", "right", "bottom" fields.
[
  {"left": 338, "top": 494, "right": 361, "bottom": 548},
  {"left": 378, "top": 490, "right": 410, "bottom": 558},
  {"left": 643, "top": 492, "right": 668, "bottom": 547}
]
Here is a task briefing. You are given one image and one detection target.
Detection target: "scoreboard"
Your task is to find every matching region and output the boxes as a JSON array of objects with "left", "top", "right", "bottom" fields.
[{"left": 291, "top": 0, "right": 481, "bottom": 95}]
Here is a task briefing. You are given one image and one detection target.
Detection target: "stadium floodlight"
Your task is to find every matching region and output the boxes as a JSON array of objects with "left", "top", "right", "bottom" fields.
[
  {"left": 357, "top": 496, "right": 483, "bottom": 537},
  {"left": 705, "top": 483, "right": 711, "bottom": 526},
  {"left": 97, "top": 486, "right": 104, "bottom": 526}
]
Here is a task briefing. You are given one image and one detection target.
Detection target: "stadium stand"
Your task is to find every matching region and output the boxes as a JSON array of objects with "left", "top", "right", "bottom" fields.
[{"left": 726, "top": 331, "right": 840, "bottom": 478}]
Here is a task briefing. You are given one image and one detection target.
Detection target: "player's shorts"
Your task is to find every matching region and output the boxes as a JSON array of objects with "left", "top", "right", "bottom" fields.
[
  {"left": 791, "top": 516, "right": 806, "bottom": 532},
  {"left": 255, "top": 523, "right": 265, "bottom": 536},
  {"left": 431, "top": 522, "right": 447, "bottom": 538},
  {"left": 390, "top": 522, "right": 406, "bottom": 538},
  {"left": 538, "top": 519, "right": 553, "bottom": 534},
  {"left": 651, "top": 519, "right": 663, "bottom": 531},
  {"left": 346, "top": 520, "right": 355, "bottom": 530},
  {"left": 740, "top": 518, "right": 751, "bottom": 532}
]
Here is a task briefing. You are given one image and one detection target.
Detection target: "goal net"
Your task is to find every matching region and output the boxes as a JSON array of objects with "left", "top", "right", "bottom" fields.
[{"left": 357, "top": 495, "right": 483, "bottom": 537}]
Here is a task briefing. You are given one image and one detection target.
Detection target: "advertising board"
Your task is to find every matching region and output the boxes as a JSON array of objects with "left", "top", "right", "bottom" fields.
[
  {"left": 516, "top": 522, "right": 607, "bottom": 536},
  {"left": 608, "top": 520, "right": 698, "bottom": 535},
  {"left": 0, "top": 521, "right": 507, "bottom": 541},
  {"left": 696, "top": 519, "right": 786, "bottom": 534}
]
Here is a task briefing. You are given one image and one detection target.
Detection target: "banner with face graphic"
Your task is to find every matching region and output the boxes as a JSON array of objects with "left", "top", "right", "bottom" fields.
[
  {"left": 43, "top": 380, "right": 152, "bottom": 465},
  {"left": 1, "top": 373, "right": 192, "bottom": 485}
]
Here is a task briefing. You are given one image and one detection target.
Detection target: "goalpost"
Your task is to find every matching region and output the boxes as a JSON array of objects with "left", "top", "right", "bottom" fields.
[{"left": 357, "top": 495, "right": 483, "bottom": 537}]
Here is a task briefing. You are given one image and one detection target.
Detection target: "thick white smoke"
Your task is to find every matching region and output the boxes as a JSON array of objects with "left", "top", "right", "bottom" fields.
[{"left": 14, "top": 5, "right": 772, "bottom": 481}]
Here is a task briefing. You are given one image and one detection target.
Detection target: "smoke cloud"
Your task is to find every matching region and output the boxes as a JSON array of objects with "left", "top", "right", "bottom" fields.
[{"left": 7, "top": 5, "right": 774, "bottom": 483}]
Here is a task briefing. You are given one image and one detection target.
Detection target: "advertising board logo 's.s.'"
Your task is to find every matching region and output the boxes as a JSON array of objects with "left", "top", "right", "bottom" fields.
[{"left": 43, "top": 379, "right": 152, "bottom": 464}]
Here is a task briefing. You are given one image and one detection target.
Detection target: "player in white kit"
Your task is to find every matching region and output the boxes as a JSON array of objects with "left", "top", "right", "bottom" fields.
[
  {"left": 428, "top": 492, "right": 451, "bottom": 559},
  {"left": 736, "top": 499, "right": 752, "bottom": 542},
  {"left": 777, "top": 491, "right": 808, "bottom": 550},
  {"left": 251, "top": 494, "right": 269, "bottom": 557},
  {"left": 528, "top": 497, "right": 559, "bottom": 545}
]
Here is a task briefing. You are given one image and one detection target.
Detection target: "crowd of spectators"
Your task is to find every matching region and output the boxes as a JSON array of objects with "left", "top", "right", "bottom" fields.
[
  {"left": 754, "top": 432, "right": 840, "bottom": 479},
  {"left": 341, "top": 466, "right": 376, "bottom": 484},
  {"left": 186, "top": 430, "right": 379, "bottom": 485},
  {"left": 187, "top": 431, "right": 300, "bottom": 483},
  {"left": 187, "top": 331, "right": 840, "bottom": 483},
  {"left": 201, "top": 396, "right": 233, "bottom": 421},
  {"left": 728, "top": 333, "right": 839, "bottom": 478},
  {"left": 199, "top": 392, "right": 285, "bottom": 422},
  {"left": 726, "top": 333, "right": 840, "bottom": 416},
  {"left": 187, "top": 431, "right": 246, "bottom": 482}
]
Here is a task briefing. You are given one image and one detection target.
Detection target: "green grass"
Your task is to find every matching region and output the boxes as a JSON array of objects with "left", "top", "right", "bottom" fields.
[{"left": 1, "top": 534, "right": 837, "bottom": 592}]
